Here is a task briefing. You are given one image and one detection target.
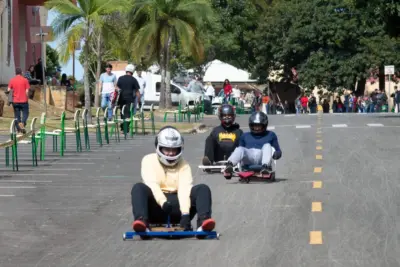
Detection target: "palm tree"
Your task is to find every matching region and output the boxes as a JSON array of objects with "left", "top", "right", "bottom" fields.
[
  {"left": 45, "top": 0, "right": 128, "bottom": 117},
  {"left": 128, "top": 0, "right": 214, "bottom": 109}
]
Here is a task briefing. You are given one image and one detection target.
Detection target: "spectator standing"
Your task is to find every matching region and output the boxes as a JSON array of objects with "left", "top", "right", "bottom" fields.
[
  {"left": 8, "top": 68, "right": 30, "bottom": 134},
  {"left": 117, "top": 64, "right": 140, "bottom": 132},
  {"left": 204, "top": 82, "right": 215, "bottom": 101},
  {"left": 393, "top": 86, "right": 400, "bottom": 113},
  {"left": 99, "top": 64, "right": 117, "bottom": 120},
  {"left": 223, "top": 79, "right": 232, "bottom": 104},
  {"left": 34, "top": 58, "right": 44, "bottom": 85},
  {"left": 300, "top": 94, "right": 308, "bottom": 113},
  {"left": 134, "top": 69, "right": 146, "bottom": 108}
]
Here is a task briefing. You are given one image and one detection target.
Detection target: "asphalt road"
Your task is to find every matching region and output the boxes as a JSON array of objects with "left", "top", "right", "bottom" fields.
[{"left": 0, "top": 112, "right": 400, "bottom": 267}]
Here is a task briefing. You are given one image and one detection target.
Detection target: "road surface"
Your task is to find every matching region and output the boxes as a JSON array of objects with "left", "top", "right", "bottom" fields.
[{"left": 0, "top": 112, "right": 399, "bottom": 267}]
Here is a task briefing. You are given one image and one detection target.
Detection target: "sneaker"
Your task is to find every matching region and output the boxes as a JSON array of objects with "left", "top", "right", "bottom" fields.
[
  {"left": 202, "top": 156, "right": 212, "bottom": 166},
  {"left": 223, "top": 162, "right": 234, "bottom": 178},
  {"left": 132, "top": 219, "right": 149, "bottom": 232},
  {"left": 260, "top": 164, "right": 272, "bottom": 174},
  {"left": 197, "top": 218, "right": 216, "bottom": 232}
]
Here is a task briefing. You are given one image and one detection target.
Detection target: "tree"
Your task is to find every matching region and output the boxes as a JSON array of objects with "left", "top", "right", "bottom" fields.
[
  {"left": 252, "top": 0, "right": 400, "bottom": 91},
  {"left": 127, "top": 0, "right": 214, "bottom": 109},
  {"left": 45, "top": 0, "right": 128, "bottom": 119},
  {"left": 45, "top": 44, "right": 61, "bottom": 76}
]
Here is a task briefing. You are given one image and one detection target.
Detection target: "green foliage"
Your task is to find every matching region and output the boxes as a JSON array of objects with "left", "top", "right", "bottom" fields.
[
  {"left": 207, "top": 0, "right": 260, "bottom": 70},
  {"left": 252, "top": 0, "right": 400, "bottom": 91},
  {"left": 45, "top": 44, "right": 61, "bottom": 75},
  {"left": 46, "top": 0, "right": 128, "bottom": 111},
  {"left": 127, "top": 0, "right": 214, "bottom": 108}
]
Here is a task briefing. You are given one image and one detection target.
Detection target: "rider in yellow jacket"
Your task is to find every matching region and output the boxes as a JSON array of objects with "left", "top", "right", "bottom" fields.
[{"left": 131, "top": 126, "right": 216, "bottom": 233}]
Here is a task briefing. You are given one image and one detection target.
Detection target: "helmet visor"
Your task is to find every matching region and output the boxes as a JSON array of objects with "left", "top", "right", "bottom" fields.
[
  {"left": 221, "top": 114, "right": 234, "bottom": 125},
  {"left": 250, "top": 123, "right": 265, "bottom": 134}
]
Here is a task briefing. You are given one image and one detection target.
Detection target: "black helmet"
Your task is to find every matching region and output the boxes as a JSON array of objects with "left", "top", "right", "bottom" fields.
[
  {"left": 218, "top": 104, "right": 235, "bottom": 127},
  {"left": 249, "top": 112, "right": 268, "bottom": 135}
]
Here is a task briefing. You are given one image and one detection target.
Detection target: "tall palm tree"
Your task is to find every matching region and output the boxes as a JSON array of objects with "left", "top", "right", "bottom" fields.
[
  {"left": 45, "top": 0, "right": 128, "bottom": 117},
  {"left": 128, "top": 0, "right": 214, "bottom": 108}
]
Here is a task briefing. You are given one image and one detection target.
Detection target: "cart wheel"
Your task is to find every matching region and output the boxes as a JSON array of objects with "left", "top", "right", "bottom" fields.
[
  {"left": 246, "top": 178, "right": 250, "bottom": 184},
  {"left": 270, "top": 173, "right": 276, "bottom": 182}
]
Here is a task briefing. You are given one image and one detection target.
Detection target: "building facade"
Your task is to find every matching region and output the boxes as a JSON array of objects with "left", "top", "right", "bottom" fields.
[{"left": 0, "top": 0, "right": 48, "bottom": 84}]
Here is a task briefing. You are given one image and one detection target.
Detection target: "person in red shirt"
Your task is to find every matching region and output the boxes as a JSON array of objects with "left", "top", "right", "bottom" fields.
[
  {"left": 300, "top": 95, "right": 309, "bottom": 113},
  {"left": 223, "top": 79, "right": 232, "bottom": 104},
  {"left": 8, "top": 68, "right": 30, "bottom": 134}
]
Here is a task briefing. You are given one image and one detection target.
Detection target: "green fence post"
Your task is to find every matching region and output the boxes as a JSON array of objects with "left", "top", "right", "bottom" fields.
[
  {"left": 82, "top": 109, "right": 90, "bottom": 151},
  {"left": 95, "top": 107, "right": 103, "bottom": 146},
  {"left": 121, "top": 105, "right": 128, "bottom": 140},
  {"left": 103, "top": 107, "right": 110, "bottom": 144},
  {"left": 10, "top": 120, "right": 18, "bottom": 171},
  {"left": 30, "top": 117, "right": 38, "bottom": 167}
]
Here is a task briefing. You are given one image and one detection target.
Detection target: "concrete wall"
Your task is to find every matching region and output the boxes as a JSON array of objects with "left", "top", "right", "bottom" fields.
[
  {"left": 0, "top": 1, "right": 43, "bottom": 84},
  {"left": 0, "top": 1, "right": 16, "bottom": 84},
  {"left": 32, "top": 85, "right": 79, "bottom": 112}
]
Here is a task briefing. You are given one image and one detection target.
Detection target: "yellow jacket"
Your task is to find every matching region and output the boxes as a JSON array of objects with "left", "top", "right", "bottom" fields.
[{"left": 141, "top": 153, "right": 193, "bottom": 214}]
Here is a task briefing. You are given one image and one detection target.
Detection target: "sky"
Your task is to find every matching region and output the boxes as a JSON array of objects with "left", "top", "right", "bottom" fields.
[{"left": 47, "top": 11, "right": 84, "bottom": 80}]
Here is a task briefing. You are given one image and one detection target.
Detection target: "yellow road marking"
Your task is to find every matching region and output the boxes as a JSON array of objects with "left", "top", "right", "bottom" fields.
[
  {"left": 314, "top": 167, "right": 322, "bottom": 173},
  {"left": 316, "top": 140, "right": 322, "bottom": 143},
  {"left": 316, "top": 155, "right": 323, "bottom": 160},
  {"left": 316, "top": 131, "right": 322, "bottom": 134},
  {"left": 313, "top": 181, "right": 322, "bottom": 188},
  {"left": 316, "top": 146, "right": 323, "bottom": 150},
  {"left": 312, "top": 202, "right": 322, "bottom": 212},
  {"left": 310, "top": 231, "right": 323, "bottom": 244}
]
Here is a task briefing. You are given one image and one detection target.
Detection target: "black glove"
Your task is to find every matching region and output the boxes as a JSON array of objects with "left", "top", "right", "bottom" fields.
[
  {"left": 162, "top": 201, "right": 173, "bottom": 215},
  {"left": 272, "top": 150, "right": 282, "bottom": 160},
  {"left": 180, "top": 215, "right": 192, "bottom": 231}
]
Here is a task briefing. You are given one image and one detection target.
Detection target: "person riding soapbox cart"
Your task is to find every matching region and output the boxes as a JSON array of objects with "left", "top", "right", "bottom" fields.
[{"left": 198, "top": 147, "right": 277, "bottom": 183}]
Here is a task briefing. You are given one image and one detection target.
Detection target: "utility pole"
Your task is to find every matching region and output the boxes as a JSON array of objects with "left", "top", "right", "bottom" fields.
[{"left": 30, "top": 26, "right": 53, "bottom": 116}]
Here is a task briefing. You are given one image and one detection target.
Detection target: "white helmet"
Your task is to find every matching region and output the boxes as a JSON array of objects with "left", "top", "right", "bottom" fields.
[
  {"left": 154, "top": 126, "right": 184, "bottom": 166},
  {"left": 125, "top": 64, "right": 135, "bottom": 73}
]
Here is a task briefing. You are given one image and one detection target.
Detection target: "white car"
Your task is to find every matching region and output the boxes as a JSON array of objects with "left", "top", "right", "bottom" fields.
[{"left": 172, "top": 81, "right": 204, "bottom": 106}]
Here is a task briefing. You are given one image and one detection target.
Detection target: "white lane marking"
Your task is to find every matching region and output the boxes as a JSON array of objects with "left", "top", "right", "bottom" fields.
[
  {"left": 39, "top": 169, "right": 83, "bottom": 171},
  {"left": 52, "top": 162, "right": 95, "bottom": 165},
  {"left": 332, "top": 124, "right": 348, "bottom": 128},
  {"left": 0, "top": 195, "right": 15, "bottom": 197},
  {"left": 296, "top": 125, "right": 311, "bottom": 128},
  {"left": 0, "top": 186, "right": 36, "bottom": 189},
  {"left": 267, "top": 126, "right": 275, "bottom": 130},
  {"left": 0, "top": 174, "right": 69, "bottom": 176},
  {"left": 0, "top": 180, "right": 52, "bottom": 183},
  {"left": 284, "top": 114, "right": 295, "bottom": 117},
  {"left": 367, "top": 123, "right": 384, "bottom": 127}
]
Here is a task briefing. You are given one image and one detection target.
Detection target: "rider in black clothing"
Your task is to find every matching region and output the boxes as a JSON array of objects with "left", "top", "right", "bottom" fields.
[{"left": 202, "top": 104, "right": 243, "bottom": 166}]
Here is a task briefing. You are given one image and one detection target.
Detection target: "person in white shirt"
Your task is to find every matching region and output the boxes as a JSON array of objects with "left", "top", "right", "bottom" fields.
[
  {"left": 204, "top": 82, "right": 215, "bottom": 101},
  {"left": 99, "top": 64, "right": 117, "bottom": 120},
  {"left": 135, "top": 70, "right": 146, "bottom": 107},
  {"left": 232, "top": 85, "right": 241, "bottom": 104}
]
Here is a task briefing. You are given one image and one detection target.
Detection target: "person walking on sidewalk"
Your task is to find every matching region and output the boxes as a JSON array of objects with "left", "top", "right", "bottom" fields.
[
  {"left": 99, "top": 64, "right": 117, "bottom": 120},
  {"left": 117, "top": 64, "right": 140, "bottom": 132},
  {"left": 7, "top": 68, "right": 30, "bottom": 134}
]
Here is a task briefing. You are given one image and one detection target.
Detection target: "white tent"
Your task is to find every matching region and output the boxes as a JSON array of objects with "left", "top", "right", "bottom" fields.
[{"left": 202, "top": 60, "right": 257, "bottom": 82}]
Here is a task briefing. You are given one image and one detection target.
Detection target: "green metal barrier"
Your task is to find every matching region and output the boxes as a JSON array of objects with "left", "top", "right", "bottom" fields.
[
  {"left": 1, "top": 120, "right": 19, "bottom": 171},
  {"left": 82, "top": 109, "right": 90, "bottom": 151},
  {"left": 109, "top": 106, "right": 121, "bottom": 142},
  {"left": 135, "top": 104, "right": 156, "bottom": 135},
  {"left": 30, "top": 117, "right": 38, "bottom": 166},
  {"left": 35, "top": 110, "right": 82, "bottom": 160},
  {"left": 95, "top": 107, "right": 103, "bottom": 147}
]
